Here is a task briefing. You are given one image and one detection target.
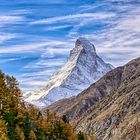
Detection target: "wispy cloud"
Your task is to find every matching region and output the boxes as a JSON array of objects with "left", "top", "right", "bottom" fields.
[
  {"left": 0, "top": 15, "right": 25, "bottom": 26},
  {"left": 8, "top": 9, "right": 32, "bottom": 16},
  {"left": 0, "top": 58, "right": 19, "bottom": 63},
  {"left": 45, "top": 25, "right": 71, "bottom": 31},
  {"left": 0, "top": 39, "right": 68, "bottom": 54},
  {"left": 0, "top": 12, "right": 27, "bottom": 44},
  {"left": 0, "top": 33, "right": 16, "bottom": 44},
  {"left": 31, "top": 12, "right": 115, "bottom": 25},
  {"left": 0, "top": 43, "right": 45, "bottom": 54}
]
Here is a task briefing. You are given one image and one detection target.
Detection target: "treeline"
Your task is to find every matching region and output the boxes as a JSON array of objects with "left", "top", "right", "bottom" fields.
[{"left": 0, "top": 71, "right": 87, "bottom": 140}]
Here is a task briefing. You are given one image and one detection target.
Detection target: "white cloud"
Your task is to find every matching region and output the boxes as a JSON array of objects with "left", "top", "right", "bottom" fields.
[
  {"left": 9, "top": 9, "right": 32, "bottom": 15},
  {"left": 45, "top": 25, "right": 71, "bottom": 31},
  {"left": 0, "top": 12, "right": 28, "bottom": 44},
  {"left": 0, "top": 43, "right": 45, "bottom": 54},
  {"left": 0, "top": 58, "right": 19, "bottom": 63},
  {"left": 31, "top": 12, "right": 115, "bottom": 25},
  {"left": 117, "top": 17, "right": 140, "bottom": 32},
  {"left": 0, "top": 33, "right": 16, "bottom": 43},
  {"left": 0, "top": 15, "right": 25, "bottom": 25},
  {"left": 0, "top": 39, "right": 68, "bottom": 54},
  {"left": 20, "top": 80, "right": 48, "bottom": 91},
  {"left": 24, "top": 58, "right": 66, "bottom": 69},
  {"left": 44, "top": 47, "right": 71, "bottom": 56}
]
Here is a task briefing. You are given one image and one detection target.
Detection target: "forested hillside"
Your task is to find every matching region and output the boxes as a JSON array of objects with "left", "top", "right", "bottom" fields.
[{"left": 0, "top": 71, "right": 85, "bottom": 140}]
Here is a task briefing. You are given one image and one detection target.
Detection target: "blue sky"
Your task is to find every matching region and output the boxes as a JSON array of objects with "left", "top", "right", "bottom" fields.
[{"left": 0, "top": 0, "right": 140, "bottom": 91}]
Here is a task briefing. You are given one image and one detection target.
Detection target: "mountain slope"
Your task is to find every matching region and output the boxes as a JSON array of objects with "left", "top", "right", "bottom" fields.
[
  {"left": 25, "top": 37, "right": 112, "bottom": 108},
  {"left": 48, "top": 57, "right": 140, "bottom": 140}
]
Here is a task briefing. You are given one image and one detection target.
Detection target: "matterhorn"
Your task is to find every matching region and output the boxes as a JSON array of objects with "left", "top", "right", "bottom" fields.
[{"left": 24, "top": 37, "right": 113, "bottom": 108}]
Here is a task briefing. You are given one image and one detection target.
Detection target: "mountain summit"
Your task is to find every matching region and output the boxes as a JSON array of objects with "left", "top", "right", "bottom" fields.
[
  {"left": 70, "top": 37, "right": 96, "bottom": 58},
  {"left": 25, "top": 37, "right": 113, "bottom": 108}
]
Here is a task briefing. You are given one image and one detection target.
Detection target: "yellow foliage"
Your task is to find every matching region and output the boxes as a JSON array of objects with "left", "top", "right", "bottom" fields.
[
  {"left": 15, "top": 125, "right": 25, "bottom": 140},
  {"left": 0, "top": 119, "right": 9, "bottom": 140},
  {"left": 29, "top": 130, "right": 36, "bottom": 140}
]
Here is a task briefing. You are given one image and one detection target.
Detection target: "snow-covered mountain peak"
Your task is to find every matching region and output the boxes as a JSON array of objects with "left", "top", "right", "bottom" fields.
[
  {"left": 75, "top": 37, "right": 93, "bottom": 47},
  {"left": 70, "top": 37, "right": 96, "bottom": 59},
  {"left": 24, "top": 38, "right": 113, "bottom": 108}
]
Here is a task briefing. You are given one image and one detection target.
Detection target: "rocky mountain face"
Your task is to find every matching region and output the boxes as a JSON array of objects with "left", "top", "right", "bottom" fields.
[
  {"left": 48, "top": 57, "right": 140, "bottom": 140},
  {"left": 24, "top": 37, "right": 112, "bottom": 108}
]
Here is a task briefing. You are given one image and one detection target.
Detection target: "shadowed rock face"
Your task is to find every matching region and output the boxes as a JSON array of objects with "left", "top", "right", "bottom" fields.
[
  {"left": 48, "top": 57, "right": 140, "bottom": 140},
  {"left": 24, "top": 37, "right": 112, "bottom": 108}
]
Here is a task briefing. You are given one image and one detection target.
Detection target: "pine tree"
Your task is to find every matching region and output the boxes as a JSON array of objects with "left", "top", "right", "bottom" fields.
[
  {"left": 5, "top": 111, "right": 18, "bottom": 140},
  {"left": 77, "top": 131, "right": 85, "bottom": 140},
  {"left": 22, "top": 112, "right": 32, "bottom": 140},
  {"left": 62, "top": 115, "right": 69, "bottom": 123},
  {"left": 36, "top": 128, "right": 46, "bottom": 140}
]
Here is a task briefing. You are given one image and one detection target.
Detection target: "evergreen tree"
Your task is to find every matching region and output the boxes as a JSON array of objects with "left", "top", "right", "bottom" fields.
[
  {"left": 36, "top": 128, "right": 46, "bottom": 140},
  {"left": 77, "top": 131, "right": 85, "bottom": 140},
  {"left": 22, "top": 112, "right": 32, "bottom": 139},
  {"left": 62, "top": 115, "right": 69, "bottom": 123}
]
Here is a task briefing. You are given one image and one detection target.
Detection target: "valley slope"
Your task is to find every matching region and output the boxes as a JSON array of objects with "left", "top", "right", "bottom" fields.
[{"left": 48, "top": 57, "right": 140, "bottom": 140}]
